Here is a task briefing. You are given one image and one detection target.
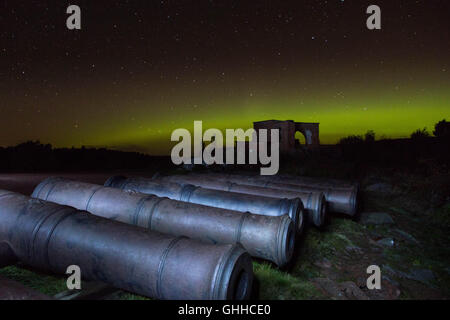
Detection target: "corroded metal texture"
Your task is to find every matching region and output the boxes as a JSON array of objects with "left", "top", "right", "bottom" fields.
[
  {"left": 0, "top": 275, "right": 52, "bottom": 300},
  {"left": 0, "top": 242, "right": 17, "bottom": 268},
  {"left": 185, "top": 173, "right": 358, "bottom": 216},
  {"left": 33, "top": 178, "right": 293, "bottom": 266},
  {"left": 1, "top": 189, "right": 253, "bottom": 300},
  {"left": 105, "top": 175, "right": 304, "bottom": 233},
  {"left": 247, "top": 174, "right": 359, "bottom": 190},
  {"left": 158, "top": 174, "right": 327, "bottom": 227}
]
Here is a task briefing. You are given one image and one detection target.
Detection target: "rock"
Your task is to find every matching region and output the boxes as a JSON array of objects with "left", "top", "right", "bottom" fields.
[
  {"left": 393, "top": 229, "right": 419, "bottom": 244},
  {"left": 366, "top": 183, "right": 393, "bottom": 193},
  {"left": 314, "top": 258, "right": 332, "bottom": 269},
  {"left": 376, "top": 238, "right": 395, "bottom": 247},
  {"left": 380, "top": 277, "right": 401, "bottom": 299},
  {"left": 383, "top": 265, "right": 435, "bottom": 285},
  {"left": 407, "top": 269, "right": 435, "bottom": 284},
  {"left": 345, "top": 245, "right": 364, "bottom": 255},
  {"left": 312, "top": 278, "right": 347, "bottom": 300},
  {"left": 360, "top": 212, "right": 395, "bottom": 225},
  {"left": 389, "top": 206, "right": 411, "bottom": 215},
  {"left": 313, "top": 278, "right": 370, "bottom": 300},
  {"left": 382, "top": 264, "right": 401, "bottom": 278},
  {"left": 356, "top": 276, "right": 367, "bottom": 288},
  {"left": 339, "top": 281, "right": 370, "bottom": 300},
  {"left": 382, "top": 275, "right": 400, "bottom": 287}
]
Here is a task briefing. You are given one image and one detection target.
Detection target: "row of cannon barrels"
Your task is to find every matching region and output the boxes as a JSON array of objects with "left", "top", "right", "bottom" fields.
[
  {"left": 154, "top": 173, "right": 359, "bottom": 216},
  {"left": 0, "top": 173, "right": 359, "bottom": 300},
  {"left": 33, "top": 177, "right": 296, "bottom": 267},
  {"left": 0, "top": 189, "right": 253, "bottom": 300}
]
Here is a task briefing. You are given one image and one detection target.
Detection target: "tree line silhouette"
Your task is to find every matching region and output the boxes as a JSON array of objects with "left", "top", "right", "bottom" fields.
[
  {"left": 0, "top": 142, "right": 172, "bottom": 172},
  {"left": 337, "top": 119, "right": 450, "bottom": 168},
  {"left": 1, "top": 120, "right": 448, "bottom": 172}
]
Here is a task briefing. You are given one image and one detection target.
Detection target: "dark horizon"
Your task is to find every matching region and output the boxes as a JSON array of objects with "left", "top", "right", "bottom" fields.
[{"left": 1, "top": 120, "right": 447, "bottom": 157}]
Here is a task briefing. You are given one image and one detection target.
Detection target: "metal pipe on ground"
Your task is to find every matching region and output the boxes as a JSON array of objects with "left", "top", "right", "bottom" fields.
[
  {"left": 219, "top": 173, "right": 359, "bottom": 190},
  {"left": 158, "top": 174, "right": 327, "bottom": 227},
  {"left": 104, "top": 175, "right": 304, "bottom": 234},
  {"left": 33, "top": 177, "right": 294, "bottom": 267},
  {"left": 0, "top": 275, "right": 52, "bottom": 300},
  {"left": 184, "top": 173, "right": 358, "bottom": 216},
  {"left": 274, "top": 175, "right": 359, "bottom": 190},
  {"left": 0, "top": 242, "right": 17, "bottom": 268},
  {"left": 1, "top": 189, "right": 253, "bottom": 300}
]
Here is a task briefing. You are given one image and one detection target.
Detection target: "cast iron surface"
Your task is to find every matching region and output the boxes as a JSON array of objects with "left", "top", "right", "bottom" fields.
[
  {"left": 183, "top": 173, "right": 358, "bottom": 216},
  {"left": 33, "top": 178, "right": 293, "bottom": 266},
  {"left": 0, "top": 242, "right": 16, "bottom": 268},
  {"left": 0, "top": 189, "right": 253, "bottom": 299},
  {"left": 105, "top": 175, "right": 304, "bottom": 233},
  {"left": 158, "top": 174, "right": 327, "bottom": 228}
]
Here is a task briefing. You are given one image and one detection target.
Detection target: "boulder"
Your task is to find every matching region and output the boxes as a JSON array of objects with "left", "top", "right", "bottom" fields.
[
  {"left": 366, "top": 183, "right": 393, "bottom": 193},
  {"left": 360, "top": 212, "right": 395, "bottom": 225}
]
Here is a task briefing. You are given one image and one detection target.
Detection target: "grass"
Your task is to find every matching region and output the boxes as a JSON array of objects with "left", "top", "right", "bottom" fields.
[
  {"left": 0, "top": 264, "right": 150, "bottom": 300},
  {"left": 253, "top": 262, "right": 323, "bottom": 299},
  {"left": 0, "top": 265, "right": 67, "bottom": 296},
  {"left": 112, "top": 292, "right": 149, "bottom": 300}
]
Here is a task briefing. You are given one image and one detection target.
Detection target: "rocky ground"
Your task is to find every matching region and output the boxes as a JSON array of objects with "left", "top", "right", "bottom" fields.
[
  {"left": 254, "top": 171, "right": 450, "bottom": 300},
  {"left": 0, "top": 170, "right": 449, "bottom": 300}
]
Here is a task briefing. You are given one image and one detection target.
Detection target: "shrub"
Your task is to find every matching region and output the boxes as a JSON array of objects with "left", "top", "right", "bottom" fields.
[
  {"left": 433, "top": 119, "right": 450, "bottom": 138},
  {"left": 364, "top": 130, "right": 376, "bottom": 143},
  {"left": 410, "top": 128, "right": 430, "bottom": 140}
]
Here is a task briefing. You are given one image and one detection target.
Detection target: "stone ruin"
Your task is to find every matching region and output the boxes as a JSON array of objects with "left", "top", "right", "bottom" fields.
[{"left": 253, "top": 120, "right": 320, "bottom": 154}]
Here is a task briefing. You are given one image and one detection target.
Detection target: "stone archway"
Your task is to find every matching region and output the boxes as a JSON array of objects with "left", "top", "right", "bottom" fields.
[
  {"left": 295, "top": 131, "right": 306, "bottom": 147},
  {"left": 294, "top": 122, "right": 320, "bottom": 148},
  {"left": 253, "top": 120, "right": 320, "bottom": 154}
]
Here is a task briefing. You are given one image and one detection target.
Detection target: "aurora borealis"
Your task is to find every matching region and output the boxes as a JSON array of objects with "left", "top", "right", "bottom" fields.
[{"left": 1, "top": 1, "right": 449, "bottom": 155}]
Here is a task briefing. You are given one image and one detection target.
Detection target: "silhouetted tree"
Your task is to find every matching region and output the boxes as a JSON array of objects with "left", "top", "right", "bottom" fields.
[
  {"left": 364, "top": 130, "right": 376, "bottom": 143},
  {"left": 338, "top": 135, "right": 364, "bottom": 160},
  {"left": 338, "top": 135, "right": 364, "bottom": 145},
  {"left": 411, "top": 128, "right": 430, "bottom": 140},
  {"left": 433, "top": 119, "right": 450, "bottom": 138},
  {"left": 0, "top": 141, "right": 172, "bottom": 172}
]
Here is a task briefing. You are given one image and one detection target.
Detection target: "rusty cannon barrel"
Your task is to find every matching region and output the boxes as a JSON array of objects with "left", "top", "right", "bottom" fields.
[
  {"left": 33, "top": 178, "right": 294, "bottom": 267},
  {"left": 277, "top": 176, "right": 359, "bottom": 190},
  {"left": 185, "top": 173, "right": 358, "bottom": 216},
  {"left": 224, "top": 173, "right": 359, "bottom": 190},
  {"left": 105, "top": 175, "right": 305, "bottom": 233},
  {"left": 158, "top": 174, "right": 327, "bottom": 227},
  {"left": 0, "top": 242, "right": 17, "bottom": 268},
  {"left": 1, "top": 189, "right": 253, "bottom": 300},
  {"left": 0, "top": 275, "right": 52, "bottom": 300}
]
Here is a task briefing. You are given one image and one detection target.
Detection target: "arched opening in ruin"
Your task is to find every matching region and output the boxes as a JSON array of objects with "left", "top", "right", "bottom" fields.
[{"left": 295, "top": 131, "right": 306, "bottom": 147}]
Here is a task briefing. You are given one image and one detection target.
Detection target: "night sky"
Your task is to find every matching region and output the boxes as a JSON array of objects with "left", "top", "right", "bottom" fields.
[{"left": 1, "top": 1, "right": 449, "bottom": 155}]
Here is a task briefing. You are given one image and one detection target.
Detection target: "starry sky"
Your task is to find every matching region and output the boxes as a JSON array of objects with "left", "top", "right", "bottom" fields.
[{"left": 1, "top": 0, "right": 449, "bottom": 155}]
